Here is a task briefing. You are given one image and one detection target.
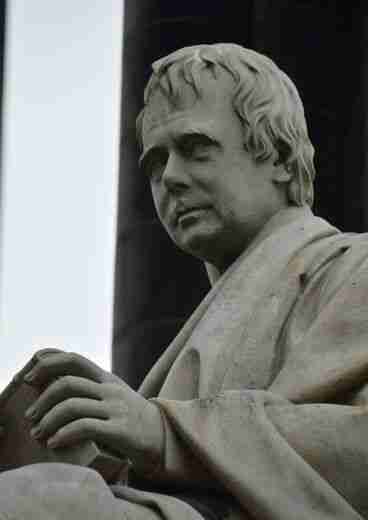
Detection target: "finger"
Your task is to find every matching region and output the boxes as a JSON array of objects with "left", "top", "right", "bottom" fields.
[
  {"left": 25, "top": 376, "right": 103, "bottom": 423},
  {"left": 32, "top": 348, "right": 65, "bottom": 362},
  {"left": 30, "top": 397, "right": 108, "bottom": 441},
  {"left": 46, "top": 417, "right": 111, "bottom": 449},
  {"left": 24, "top": 351, "right": 106, "bottom": 386},
  {"left": 9, "top": 348, "right": 63, "bottom": 387}
]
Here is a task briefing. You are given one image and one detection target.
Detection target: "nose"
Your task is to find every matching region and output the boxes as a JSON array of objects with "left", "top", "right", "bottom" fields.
[{"left": 162, "top": 152, "right": 189, "bottom": 193}]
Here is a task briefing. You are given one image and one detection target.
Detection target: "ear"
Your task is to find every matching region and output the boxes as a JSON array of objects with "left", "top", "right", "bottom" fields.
[{"left": 272, "top": 163, "right": 292, "bottom": 184}]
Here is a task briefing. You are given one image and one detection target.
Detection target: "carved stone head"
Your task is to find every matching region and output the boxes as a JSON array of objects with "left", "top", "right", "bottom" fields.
[
  {"left": 137, "top": 44, "right": 315, "bottom": 271},
  {"left": 138, "top": 44, "right": 315, "bottom": 206}
]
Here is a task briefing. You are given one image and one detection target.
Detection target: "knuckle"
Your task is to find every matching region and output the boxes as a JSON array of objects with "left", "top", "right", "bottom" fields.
[
  {"left": 36, "top": 357, "right": 48, "bottom": 370},
  {"left": 61, "top": 375, "right": 77, "bottom": 390},
  {"left": 64, "top": 398, "right": 80, "bottom": 415},
  {"left": 65, "top": 352, "right": 76, "bottom": 364},
  {"left": 39, "top": 413, "right": 51, "bottom": 431},
  {"left": 33, "top": 347, "right": 62, "bottom": 362},
  {"left": 66, "top": 352, "right": 83, "bottom": 367},
  {"left": 51, "top": 400, "right": 66, "bottom": 416},
  {"left": 79, "top": 418, "right": 93, "bottom": 435},
  {"left": 49, "top": 377, "right": 64, "bottom": 393},
  {"left": 100, "top": 382, "right": 113, "bottom": 395},
  {"left": 33, "top": 348, "right": 50, "bottom": 360},
  {"left": 99, "top": 370, "right": 114, "bottom": 384},
  {"left": 48, "top": 398, "right": 76, "bottom": 420},
  {"left": 104, "top": 382, "right": 122, "bottom": 395},
  {"left": 48, "top": 376, "right": 69, "bottom": 395}
]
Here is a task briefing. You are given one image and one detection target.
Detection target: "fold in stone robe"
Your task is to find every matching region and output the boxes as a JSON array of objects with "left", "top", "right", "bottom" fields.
[
  {"left": 3, "top": 206, "right": 368, "bottom": 520},
  {"left": 114, "top": 206, "right": 368, "bottom": 520}
]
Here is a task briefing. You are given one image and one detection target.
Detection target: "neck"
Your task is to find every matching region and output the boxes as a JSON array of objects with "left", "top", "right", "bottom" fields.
[{"left": 205, "top": 205, "right": 313, "bottom": 284}]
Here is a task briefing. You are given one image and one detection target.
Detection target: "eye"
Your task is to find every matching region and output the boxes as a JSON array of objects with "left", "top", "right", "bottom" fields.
[
  {"left": 179, "top": 135, "right": 214, "bottom": 161},
  {"left": 142, "top": 150, "right": 168, "bottom": 182}
]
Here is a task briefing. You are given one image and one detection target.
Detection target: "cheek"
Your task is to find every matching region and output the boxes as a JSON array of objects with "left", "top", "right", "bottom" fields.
[
  {"left": 212, "top": 176, "right": 252, "bottom": 221},
  {"left": 208, "top": 175, "right": 237, "bottom": 211},
  {"left": 150, "top": 184, "right": 170, "bottom": 227},
  {"left": 150, "top": 184, "right": 162, "bottom": 213}
]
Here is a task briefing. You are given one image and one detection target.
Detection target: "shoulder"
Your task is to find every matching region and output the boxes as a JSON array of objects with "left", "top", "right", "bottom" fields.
[
  {"left": 294, "top": 228, "right": 368, "bottom": 316},
  {"left": 300, "top": 226, "right": 368, "bottom": 286}
]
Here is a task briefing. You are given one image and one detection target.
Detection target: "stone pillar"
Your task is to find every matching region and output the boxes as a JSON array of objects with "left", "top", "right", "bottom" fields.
[{"left": 250, "top": 1, "right": 368, "bottom": 232}]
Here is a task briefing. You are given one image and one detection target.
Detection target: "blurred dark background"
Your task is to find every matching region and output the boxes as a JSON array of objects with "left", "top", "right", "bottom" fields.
[{"left": 113, "top": 1, "right": 368, "bottom": 388}]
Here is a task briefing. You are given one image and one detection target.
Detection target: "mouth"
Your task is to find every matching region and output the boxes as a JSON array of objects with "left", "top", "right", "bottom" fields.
[{"left": 174, "top": 205, "right": 210, "bottom": 226}]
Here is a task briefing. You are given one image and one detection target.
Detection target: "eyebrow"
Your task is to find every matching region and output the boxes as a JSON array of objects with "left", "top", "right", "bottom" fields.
[
  {"left": 139, "top": 127, "right": 221, "bottom": 168},
  {"left": 177, "top": 127, "right": 221, "bottom": 144}
]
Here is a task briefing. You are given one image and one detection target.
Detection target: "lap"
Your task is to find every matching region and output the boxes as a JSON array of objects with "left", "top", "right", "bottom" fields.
[{"left": 0, "top": 463, "right": 161, "bottom": 520}]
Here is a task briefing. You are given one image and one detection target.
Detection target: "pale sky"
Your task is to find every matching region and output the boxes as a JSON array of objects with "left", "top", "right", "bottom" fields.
[{"left": 0, "top": 1, "right": 124, "bottom": 390}]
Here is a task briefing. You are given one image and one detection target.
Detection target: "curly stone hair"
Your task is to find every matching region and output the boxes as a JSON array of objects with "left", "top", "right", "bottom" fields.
[{"left": 136, "top": 43, "right": 315, "bottom": 207}]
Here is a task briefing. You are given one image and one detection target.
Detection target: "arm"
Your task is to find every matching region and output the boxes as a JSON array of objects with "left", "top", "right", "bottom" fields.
[
  {"left": 138, "top": 241, "right": 368, "bottom": 516},
  {"left": 22, "top": 241, "right": 368, "bottom": 517},
  {"left": 151, "top": 391, "right": 366, "bottom": 519},
  {"left": 20, "top": 352, "right": 368, "bottom": 519},
  {"left": 22, "top": 349, "right": 221, "bottom": 490}
]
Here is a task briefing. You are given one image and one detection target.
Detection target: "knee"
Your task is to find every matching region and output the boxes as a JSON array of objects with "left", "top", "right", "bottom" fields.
[
  {"left": 0, "top": 463, "right": 117, "bottom": 519},
  {"left": 0, "top": 462, "right": 105, "bottom": 495}
]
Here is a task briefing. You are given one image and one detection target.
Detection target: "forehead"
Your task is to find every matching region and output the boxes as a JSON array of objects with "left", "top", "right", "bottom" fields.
[{"left": 142, "top": 69, "right": 237, "bottom": 145}]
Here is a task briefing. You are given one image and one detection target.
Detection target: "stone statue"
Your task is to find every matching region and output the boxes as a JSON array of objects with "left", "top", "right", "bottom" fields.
[{"left": 1, "top": 43, "right": 368, "bottom": 519}]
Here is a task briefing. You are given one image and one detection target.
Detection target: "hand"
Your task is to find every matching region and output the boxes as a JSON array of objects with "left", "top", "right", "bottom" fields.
[{"left": 23, "top": 349, "right": 164, "bottom": 472}]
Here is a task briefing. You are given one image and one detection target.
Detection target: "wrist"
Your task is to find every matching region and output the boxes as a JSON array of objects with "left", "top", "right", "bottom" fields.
[{"left": 131, "top": 401, "right": 165, "bottom": 476}]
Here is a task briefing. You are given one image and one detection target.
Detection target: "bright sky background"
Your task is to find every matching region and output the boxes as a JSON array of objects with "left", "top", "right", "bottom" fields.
[{"left": 0, "top": 1, "right": 124, "bottom": 391}]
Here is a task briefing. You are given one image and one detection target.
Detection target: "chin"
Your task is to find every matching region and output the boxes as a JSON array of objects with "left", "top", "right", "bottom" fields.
[{"left": 176, "top": 230, "right": 224, "bottom": 263}]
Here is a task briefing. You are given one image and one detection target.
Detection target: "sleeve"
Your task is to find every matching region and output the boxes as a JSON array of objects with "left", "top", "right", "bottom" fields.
[
  {"left": 130, "top": 399, "right": 222, "bottom": 492},
  {"left": 149, "top": 391, "right": 366, "bottom": 519},
  {"left": 270, "top": 239, "right": 368, "bottom": 403},
  {"left": 133, "top": 240, "right": 368, "bottom": 519}
]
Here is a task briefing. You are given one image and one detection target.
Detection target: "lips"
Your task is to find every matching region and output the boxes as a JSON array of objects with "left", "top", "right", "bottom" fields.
[{"left": 174, "top": 204, "right": 210, "bottom": 225}]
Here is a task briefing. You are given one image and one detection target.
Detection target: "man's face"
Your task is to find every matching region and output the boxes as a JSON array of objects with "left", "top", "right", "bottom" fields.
[{"left": 141, "top": 70, "right": 283, "bottom": 272}]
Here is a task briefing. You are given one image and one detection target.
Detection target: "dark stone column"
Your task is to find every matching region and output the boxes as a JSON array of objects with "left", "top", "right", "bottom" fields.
[
  {"left": 360, "top": 14, "right": 368, "bottom": 230},
  {"left": 250, "top": 1, "right": 368, "bottom": 232}
]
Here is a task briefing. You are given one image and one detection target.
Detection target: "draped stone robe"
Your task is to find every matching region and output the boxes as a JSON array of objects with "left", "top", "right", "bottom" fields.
[
  {"left": 2, "top": 206, "right": 368, "bottom": 520},
  {"left": 119, "top": 206, "right": 368, "bottom": 519}
]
